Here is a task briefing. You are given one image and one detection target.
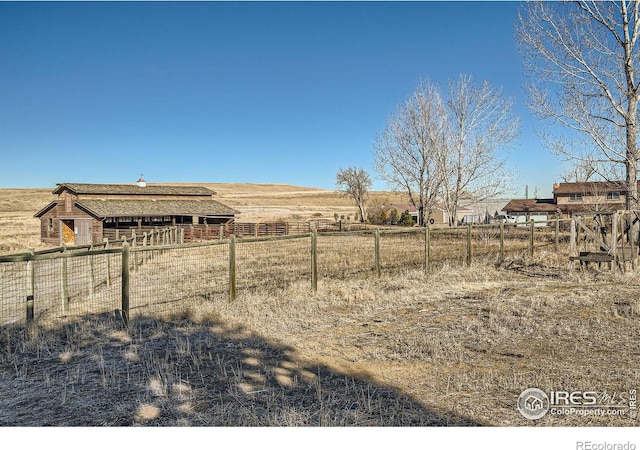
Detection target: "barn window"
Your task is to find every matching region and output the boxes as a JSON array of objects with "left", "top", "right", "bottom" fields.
[
  {"left": 606, "top": 192, "right": 620, "bottom": 201},
  {"left": 48, "top": 218, "right": 54, "bottom": 232}
]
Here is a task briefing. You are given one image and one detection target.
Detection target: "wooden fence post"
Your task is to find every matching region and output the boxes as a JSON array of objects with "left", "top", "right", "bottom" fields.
[
  {"left": 131, "top": 230, "right": 137, "bottom": 271},
  {"left": 143, "top": 231, "right": 148, "bottom": 257},
  {"left": 466, "top": 223, "right": 472, "bottom": 266},
  {"left": 374, "top": 229, "right": 381, "bottom": 278},
  {"left": 26, "top": 249, "right": 35, "bottom": 333},
  {"left": 530, "top": 219, "right": 535, "bottom": 258},
  {"left": 229, "top": 234, "right": 236, "bottom": 301},
  {"left": 424, "top": 225, "right": 430, "bottom": 274},
  {"left": 611, "top": 212, "right": 618, "bottom": 271},
  {"left": 311, "top": 224, "right": 318, "bottom": 291},
  {"left": 554, "top": 218, "right": 559, "bottom": 253},
  {"left": 499, "top": 221, "right": 505, "bottom": 263},
  {"left": 630, "top": 211, "right": 637, "bottom": 271},
  {"left": 61, "top": 245, "right": 69, "bottom": 312},
  {"left": 26, "top": 249, "right": 35, "bottom": 300},
  {"left": 104, "top": 238, "right": 111, "bottom": 287},
  {"left": 570, "top": 218, "right": 577, "bottom": 268},
  {"left": 88, "top": 244, "right": 95, "bottom": 295},
  {"left": 121, "top": 241, "right": 130, "bottom": 326}
]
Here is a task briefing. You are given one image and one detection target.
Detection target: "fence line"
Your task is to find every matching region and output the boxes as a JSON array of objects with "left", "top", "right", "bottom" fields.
[{"left": 0, "top": 219, "right": 579, "bottom": 329}]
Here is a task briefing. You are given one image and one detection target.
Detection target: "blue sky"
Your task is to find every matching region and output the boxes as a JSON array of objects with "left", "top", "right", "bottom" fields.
[{"left": 0, "top": 1, "right": 563, "bottom": 197}]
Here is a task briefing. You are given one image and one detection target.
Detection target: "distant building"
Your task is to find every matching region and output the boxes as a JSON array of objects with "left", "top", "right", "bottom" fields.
[
  {"left": 34, "top": 182, "right": 238, "bottom": 245},
  {"left": 501, "top": 198, "right": 560, "bottom": 223},
  {"left": 501, "top": 180, "right": 640, "bottom": 221},
  {"left": 552, "top": 181, "right": 640, "bottom": 214},
  {"left": 388, "top": 203, "right": 470, "bottom": 225}
]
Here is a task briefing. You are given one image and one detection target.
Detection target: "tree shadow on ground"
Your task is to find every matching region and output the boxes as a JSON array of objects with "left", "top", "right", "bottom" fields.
[{"left": 0, "top": 313, "right": 480, "bottom": 426}]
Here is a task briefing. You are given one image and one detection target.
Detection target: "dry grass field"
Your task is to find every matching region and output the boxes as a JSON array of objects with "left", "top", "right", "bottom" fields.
[{"left": 0, "top": 184, "right": 639, "bottom": 427}]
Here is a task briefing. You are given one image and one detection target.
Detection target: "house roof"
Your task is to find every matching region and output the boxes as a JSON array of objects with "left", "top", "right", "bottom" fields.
[
  {"left": 390, "top": 204, "right": 418, "bottom": 213},
  {"left": 34, "top": 199, "right": 238, "bottom": 219},
  {"left": 53, "top": 183, "right": 215, "bottom": 197},
  {"left": 553, "top": 181, "right": 639, "bottom": 195},
  {"left": 502, "top": 198, "right": 559, "bottom": 214}
]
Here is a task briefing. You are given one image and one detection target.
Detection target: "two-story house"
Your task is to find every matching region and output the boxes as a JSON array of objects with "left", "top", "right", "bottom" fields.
[{"left": 552, "top": 181, "right": 640, "bottom": 216}]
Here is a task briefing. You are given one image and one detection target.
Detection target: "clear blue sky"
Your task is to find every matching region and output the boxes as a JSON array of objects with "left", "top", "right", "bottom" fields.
[{"left": 0, "top": 1, "right": 563, "bottom": 197}]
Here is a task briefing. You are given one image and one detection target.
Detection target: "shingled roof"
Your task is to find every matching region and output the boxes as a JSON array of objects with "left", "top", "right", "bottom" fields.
[
  {"left": 75, "top": 199, "right": 238, "bottom": 218},
  {"left": 502, "top": 198, "right": 559, "bottom": 214},
  {"left": 53, "top": 183, "right": 215, "bottom": 197},
  {"left": 553, "top": 181, "right": 638, "bottom": 195}
]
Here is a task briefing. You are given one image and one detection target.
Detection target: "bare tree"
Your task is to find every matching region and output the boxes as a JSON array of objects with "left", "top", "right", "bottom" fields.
[
  {"left": 516, "top": 1, "right": 640, "bottom": 210},
  {"left": 335, "top": 167, "right": 372, "bottom": 223},
  {"left": 441, "top": 74, "right": 520, "bottom": 225},
  {"left": 373, "top": 80, "right": 447, "bottom": 226}
]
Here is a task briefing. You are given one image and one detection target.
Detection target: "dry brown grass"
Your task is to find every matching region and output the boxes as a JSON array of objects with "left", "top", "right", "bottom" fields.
[
  {"left": 0, "top": 188, "right": 54, "bottom": 254},
  {"left": 0, "top": 251, "right": 639, "bottom": 426}
]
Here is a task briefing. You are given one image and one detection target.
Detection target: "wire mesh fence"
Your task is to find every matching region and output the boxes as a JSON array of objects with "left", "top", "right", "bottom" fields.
[
  {"left": 235, "top": 236, "right": 311, "bottom": 295},
  {"left": 129, "top": 242, "right": 228, "bottom": 320},
  {"left": 379, "top": 229, "right": 426, "bottom": 273},
  {"left": 317, "top": 232, "right": 376, "bottom": 280},
  {"left": 0, "top": 220, "right": 574, "bottom": 327}
]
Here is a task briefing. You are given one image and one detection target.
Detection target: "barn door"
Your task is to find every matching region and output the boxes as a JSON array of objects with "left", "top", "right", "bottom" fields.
[
  {"left": 61, "top": 220, "right": 75, "bottom": 245},
  {"left": 75, "top": 219, "right": 93, "bottom": 246}
]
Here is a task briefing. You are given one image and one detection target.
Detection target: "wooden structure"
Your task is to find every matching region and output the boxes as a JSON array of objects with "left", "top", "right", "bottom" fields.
[
  {"left": 568, "top": 210, "right": 640, "bottom": 270},
  {"left": 34, "top": 182, "right": 238, "bottom": 246}
]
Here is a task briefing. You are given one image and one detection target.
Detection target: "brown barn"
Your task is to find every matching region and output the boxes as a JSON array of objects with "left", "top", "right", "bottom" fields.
[{"left": 34, "top": 181, "right": 238, "bottom": 246}]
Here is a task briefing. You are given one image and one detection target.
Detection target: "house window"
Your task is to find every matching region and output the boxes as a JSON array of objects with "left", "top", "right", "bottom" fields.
[
  {"left": 606, "top": 192, "right": 621, "bottom": 201},
  {"left": 48, "top": 218, "right": 54, "bottom": 232},
  {"left": 569, "top": 193, "right": 583, "bottom": 202}
]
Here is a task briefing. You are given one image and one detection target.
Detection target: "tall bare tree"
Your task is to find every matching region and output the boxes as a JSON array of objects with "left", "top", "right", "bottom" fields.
[
  {"left": 516, "top": 1, "right": 640, "bottom": 210},
  {"left": 373, "top": 80, "right": 447, "bottom": 226},
  {"left": 441, "top": 74, "right": 520, "bottom": 225},
  {"left": 335, "top": 167, "right": 372, "bottom": 223}
]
